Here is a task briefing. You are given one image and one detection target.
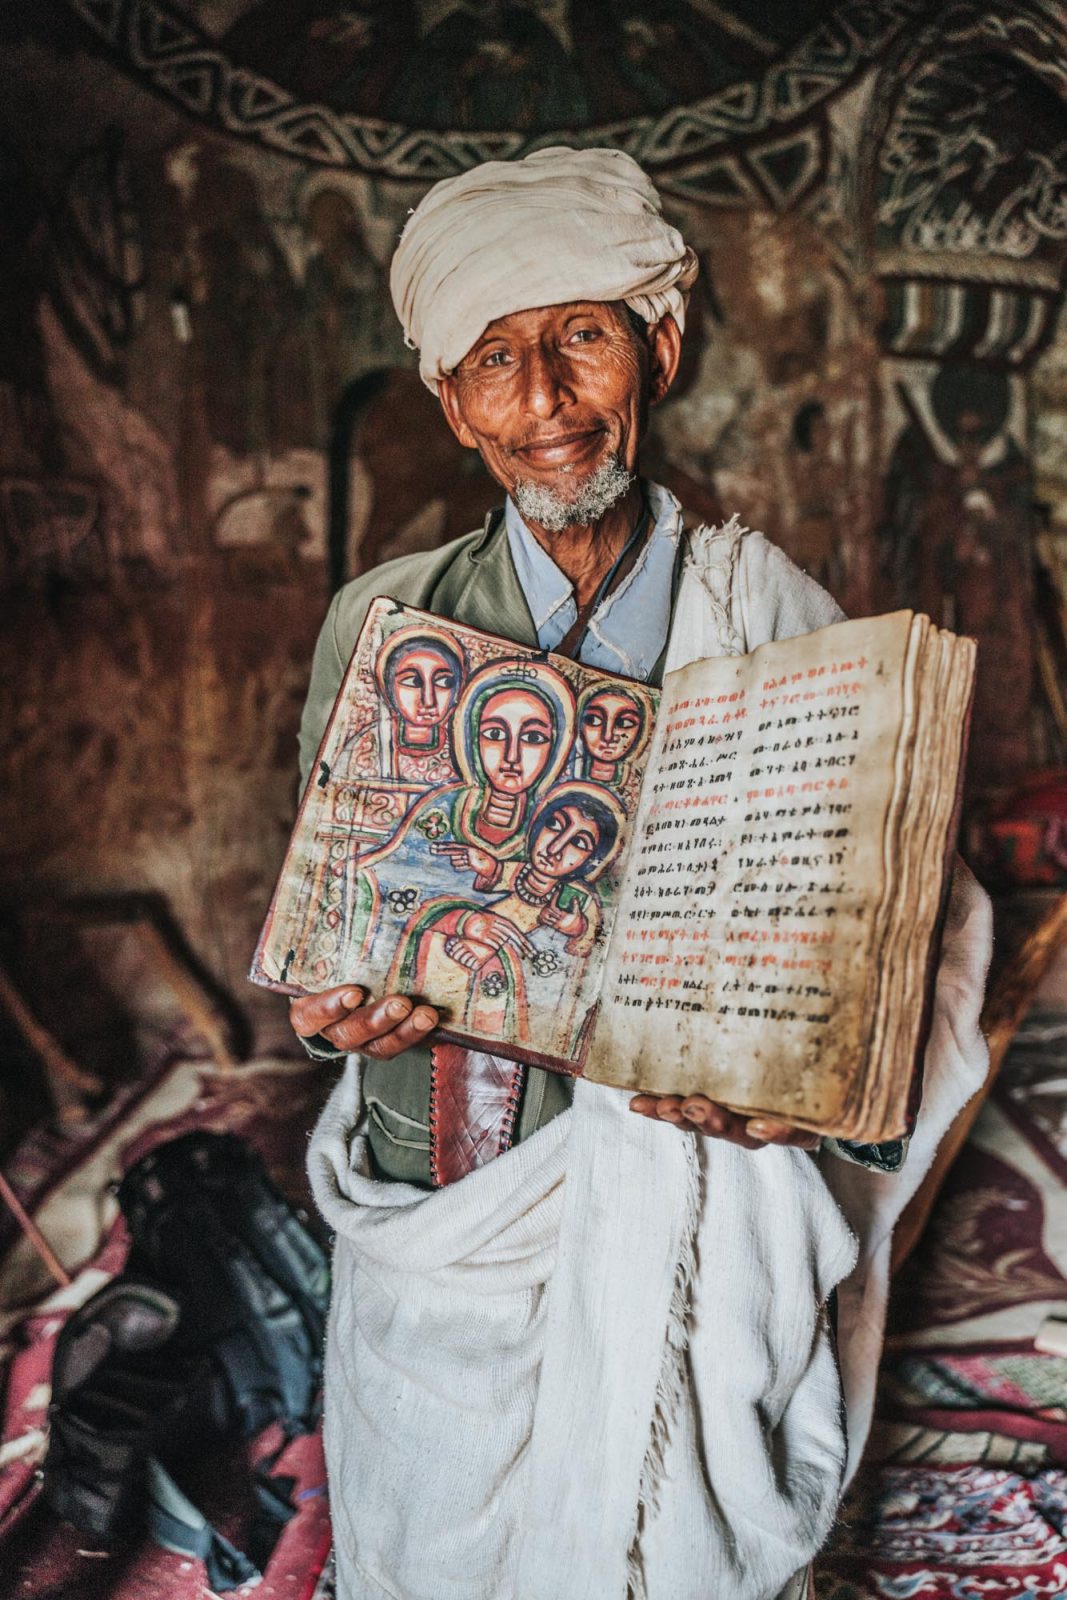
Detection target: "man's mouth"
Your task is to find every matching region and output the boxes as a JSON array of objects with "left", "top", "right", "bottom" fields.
[{"left": 513, "top": 427, "right": 604, "bottom": 469}]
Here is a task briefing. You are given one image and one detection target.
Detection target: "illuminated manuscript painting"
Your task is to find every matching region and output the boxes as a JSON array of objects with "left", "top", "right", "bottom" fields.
[
  {"left": 254, "top": 602, "right": 973, "bottom": 1141},
  {"left": 253, "top": 598, "right": 657, "bottom": 1070}
]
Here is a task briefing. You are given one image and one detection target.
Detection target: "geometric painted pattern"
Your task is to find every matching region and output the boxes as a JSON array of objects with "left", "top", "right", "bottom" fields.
[
  {"left": 881, "top": 277, "right": 1061, "bottom": 367},
  {"left": 63, "top": 0, "right": 924, "bottom": 182}
]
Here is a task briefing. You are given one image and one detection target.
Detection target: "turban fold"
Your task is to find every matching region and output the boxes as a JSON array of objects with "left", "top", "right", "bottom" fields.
[{"left": 389, "top": 146, "right": 699, "bottom": 390}]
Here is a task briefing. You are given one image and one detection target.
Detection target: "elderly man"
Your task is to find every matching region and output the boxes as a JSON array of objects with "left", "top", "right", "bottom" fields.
[{"left": 291, "top": 148, "right": 991, "bottom": 1600}]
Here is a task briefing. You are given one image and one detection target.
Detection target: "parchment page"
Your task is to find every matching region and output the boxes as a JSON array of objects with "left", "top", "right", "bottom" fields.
[{"left": 584, "top": 613, "right": 913, "bottom": 1128}]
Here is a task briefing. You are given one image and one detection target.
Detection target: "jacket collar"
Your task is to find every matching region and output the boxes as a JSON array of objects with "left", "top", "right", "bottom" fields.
[{"left": 443, "top": 508, "right": 540, "bottom": 648}]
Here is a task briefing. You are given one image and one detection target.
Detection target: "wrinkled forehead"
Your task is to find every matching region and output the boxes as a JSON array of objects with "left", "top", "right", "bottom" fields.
[{"left": 460, "top": 300, "right": 631, "bottom": 361}]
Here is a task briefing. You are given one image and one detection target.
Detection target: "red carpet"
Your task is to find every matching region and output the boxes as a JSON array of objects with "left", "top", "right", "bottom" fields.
[{"left": 817, "top": 1012, "right": 1067, "bottom": 1597}]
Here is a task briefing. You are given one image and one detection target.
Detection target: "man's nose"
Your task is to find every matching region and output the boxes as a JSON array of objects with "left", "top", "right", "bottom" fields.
[
  {"left": 419, "top": 675, "right": 436, "bottom": 709},
  {"left": 546, "top": 829, "right": 570, "bottom": 859},
  {"left": 523, "top": 345, "right": 573, "bottom": 418},
  {"left": 503, "top": 733, "right": 522, "bottom": 767}
]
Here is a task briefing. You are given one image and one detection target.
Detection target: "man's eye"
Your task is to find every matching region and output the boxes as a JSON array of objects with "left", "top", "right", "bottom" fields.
[
  {"left": 482, "top": 349, "right": 510, "bottom": 368},
  {"left": 433, "top": 672, "right": 456, "bottom": 688},
  {"left": 569, "top": 328, "right": 599, "bottom": 345},
  {"left": 482, "top": 727, "right": 506, "bottom": 741},
  {"left": 520, "top": 729, "right": 550, "bottom": 744}
]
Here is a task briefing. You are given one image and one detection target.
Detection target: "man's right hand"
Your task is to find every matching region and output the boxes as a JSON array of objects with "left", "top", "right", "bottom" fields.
[{"left": 289, "top": 986, "right": 439, "bottom": 1058}]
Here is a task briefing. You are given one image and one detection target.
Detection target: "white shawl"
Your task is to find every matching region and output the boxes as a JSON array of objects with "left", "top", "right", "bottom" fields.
[{"left": 309, "top": 524, "right": 992, "bottom": 1600}]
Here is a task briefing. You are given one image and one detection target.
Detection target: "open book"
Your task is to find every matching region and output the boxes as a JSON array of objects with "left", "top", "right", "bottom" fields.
[{"left": 252, "top": 598, "right": 974, "bottom": 1142}]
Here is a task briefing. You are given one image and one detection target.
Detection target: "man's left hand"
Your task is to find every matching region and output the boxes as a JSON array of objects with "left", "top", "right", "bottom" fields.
[{"left": 629, "top": 1093, "right": 819, "bottom": 1150}]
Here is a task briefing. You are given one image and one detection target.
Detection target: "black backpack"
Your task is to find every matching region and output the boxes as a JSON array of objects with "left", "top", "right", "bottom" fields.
[{"left": 44, "top": 1132, "right": 330, "bottom": 1590}]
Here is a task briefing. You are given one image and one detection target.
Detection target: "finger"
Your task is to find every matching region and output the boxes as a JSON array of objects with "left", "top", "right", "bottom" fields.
[
  {"left": 746, "top": 1119, "right": 820, "bottom": 1151},
  {"left": 362, "top": 1006, "right": 440, "bottom": 1059},
  {"left": 654, "top": 1096, "right": 686, "bottom": 1126},
  {"left": 319, "top": 994, "right": 417, "bottom": 1052},
  {"left": 494, "top": 918, "right": 535, "bottom": 953},
  {"left": 681, "top": 1099, "right": 763, "bottom": 1148},
  {"left": 289, "top": 986, "right": 367, "bottom": 1039},
  {"left": 629, "top": 1094, "right": 662, "bottom": 1119},
  {"left": 679, "top": 1097, "right": 730, "bottom": 1136}
]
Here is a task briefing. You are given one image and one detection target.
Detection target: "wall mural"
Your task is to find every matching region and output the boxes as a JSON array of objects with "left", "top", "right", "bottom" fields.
[
  {"left": 0, "top": 123, "right": 177, "bottom": 589},
  {"left": 879, "top": 362, "right": 1032, "bottom": 778},
  {"left": 875, "top": 44, "right": 1067, "bottom": 366},
  {"left": 61, "top": 0, "right": 923, "bottom": 189},
  {"left": 2, "top": 0, "right": 1067, "bottom": 1053},
  {"left": 868, "top": 9, "right": 1067, "bottom": 782}
]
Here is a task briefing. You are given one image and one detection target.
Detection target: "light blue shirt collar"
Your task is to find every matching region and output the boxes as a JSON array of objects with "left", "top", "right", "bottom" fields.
[{"left": 504, "top": 480, "right": 682, "bottom": 682}]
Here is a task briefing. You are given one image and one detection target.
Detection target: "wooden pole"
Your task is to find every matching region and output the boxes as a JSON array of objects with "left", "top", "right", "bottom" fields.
[
  {"left": 0, "top": 1168, "right": 71, "bottom": 1288},
  {"left": 136, "top": 922, "right": 239, "bottom": 1071},
  {"left": 0, "top": 963, "right": 103, "bottom": 1104},
  {"left": 892, "top": 891, "right": 1067, "bottom": 1272}
]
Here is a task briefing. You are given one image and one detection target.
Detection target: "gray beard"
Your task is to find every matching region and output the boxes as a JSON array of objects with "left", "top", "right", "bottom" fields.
[{"left": 512, "top": 454, "right": 634, "bottom": 534}]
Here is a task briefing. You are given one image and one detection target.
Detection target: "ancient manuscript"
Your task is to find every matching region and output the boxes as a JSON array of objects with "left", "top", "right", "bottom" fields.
[{"left": 253, "top": 599, "right": 974, "bottom": 1142}]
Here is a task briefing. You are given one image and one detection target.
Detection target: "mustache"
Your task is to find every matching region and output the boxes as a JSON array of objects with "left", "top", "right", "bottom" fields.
[{"left": 506, "top": 424, "right": 603, "bottom": 454}]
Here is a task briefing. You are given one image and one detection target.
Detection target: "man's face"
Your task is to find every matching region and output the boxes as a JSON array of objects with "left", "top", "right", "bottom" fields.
[
  {"left": 530, "top": 804, "right": 601, "bottom": 880},
  {"left": 580, "top": 691, "right": 643, "bottom": 764},
  {"left": 477, "top": 688, "right": 554, "bottom": 793},
  {"left": 390, "top": 647, "right": 458, "bottom": 727},
  {"left": 437, "top": 302, "right": 679, "bottom": 516}
]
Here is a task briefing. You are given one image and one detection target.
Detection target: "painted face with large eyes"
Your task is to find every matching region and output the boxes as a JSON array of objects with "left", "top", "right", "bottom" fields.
[
  {"left": 390, "top": 647, "right": 460, "bottom": 728},
  {"left": 529, "top": 804, "right": 601, "bottom": 880},
  {"left": 580, "top": 691, "right": 644, "bottom": 764},
  {"left": 477, "top": 688, "right": 555, "bottom": 794}
]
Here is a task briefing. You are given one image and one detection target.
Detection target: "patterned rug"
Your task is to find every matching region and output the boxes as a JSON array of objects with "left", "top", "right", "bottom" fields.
[
  {"left": 816, "top": 1011, "right": 1067, "bottom": 1597},
  {"left": 6, "top": 1015, "right": 1067, "bottom": 1598}
]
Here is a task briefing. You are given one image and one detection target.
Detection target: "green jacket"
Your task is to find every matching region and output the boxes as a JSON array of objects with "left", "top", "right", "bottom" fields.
[{"left": 297, "top": 511, "right": 677, "bottom": 1187}]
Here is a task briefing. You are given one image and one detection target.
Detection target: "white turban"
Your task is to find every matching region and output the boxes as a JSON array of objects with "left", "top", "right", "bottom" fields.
[{"left": 389, "top": 146, "right": 699, "bottom": 390}]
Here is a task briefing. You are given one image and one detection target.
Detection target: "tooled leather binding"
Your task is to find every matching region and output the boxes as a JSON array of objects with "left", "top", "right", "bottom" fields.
[{"left": 429, "top": 1045, "right": 526, "bottom": 1187}]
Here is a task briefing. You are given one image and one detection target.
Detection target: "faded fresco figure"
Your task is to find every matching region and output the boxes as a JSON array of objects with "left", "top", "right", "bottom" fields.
[{"left": 881, "top": 363, "right": 1032, "bottom": 779}]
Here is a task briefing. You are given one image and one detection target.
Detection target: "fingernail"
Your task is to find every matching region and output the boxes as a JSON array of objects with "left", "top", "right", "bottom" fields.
[
  {"left": 412, "top": 1008, "right": 436, "bottom": 1031},
  {"left": 748, "top": 1121, "right": 771, "bottom": 1140},
  {"left": 340, "top": 988, "right": 364, "bottom": 1007},
  {"left": 682, "top": 1103, "right": 706, "bottom": 1122},
  {"left": 386, "top": 998, "right": 410, "bottom": 1020}
]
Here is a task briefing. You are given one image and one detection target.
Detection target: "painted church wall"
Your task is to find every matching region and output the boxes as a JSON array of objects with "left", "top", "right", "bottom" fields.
[{"left": 2, "top": 1, "right": 1064, "bottom": 1065}]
